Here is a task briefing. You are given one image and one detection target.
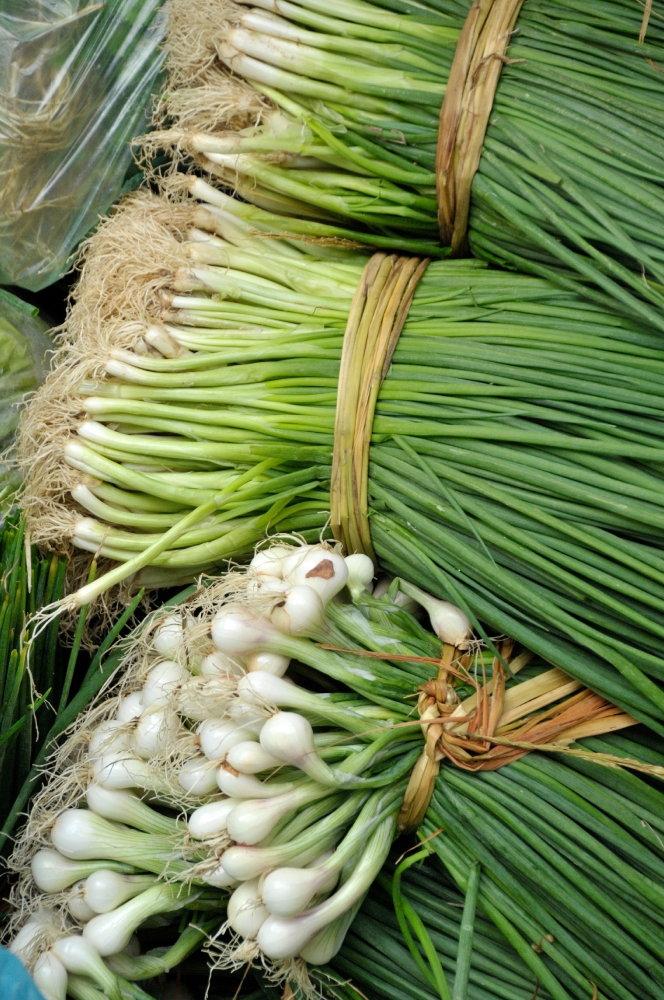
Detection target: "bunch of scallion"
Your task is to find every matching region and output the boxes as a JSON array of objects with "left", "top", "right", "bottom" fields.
[
  {"left": 33, "top": 187, "right": 664, "bottom": 733},
  {"left": 12, "top": 541, "right": 664, "bottom": 1000},
  {"left": 157, "top": 0, "right": 664, "bottom": 329}
]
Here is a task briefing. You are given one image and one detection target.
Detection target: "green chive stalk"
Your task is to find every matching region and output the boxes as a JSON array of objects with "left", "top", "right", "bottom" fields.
[
  {"left": 158, "top": 0, "right": 664, "bottom": 327},
  {"left": 0, "top": 509, "right": 86, "bottom": 839}
]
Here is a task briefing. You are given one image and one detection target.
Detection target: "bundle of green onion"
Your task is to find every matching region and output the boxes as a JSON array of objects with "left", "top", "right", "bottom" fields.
[
  {"left": 157, "top": 0, "right": 664, "bottom": 330},
  {"left": 11, "top": 542, "right": 663, "bottom": 1000},
  {"left": 24, "top": 186, "right": 664, "bottom": 731}
]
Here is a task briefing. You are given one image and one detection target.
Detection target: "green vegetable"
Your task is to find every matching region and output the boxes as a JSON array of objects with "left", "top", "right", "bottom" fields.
[
  {"left": 43, "top": 203, "right": 664, "bottom": 727},
  {"left": 159, "top": 0, "right": 664, "bottom": 326}
]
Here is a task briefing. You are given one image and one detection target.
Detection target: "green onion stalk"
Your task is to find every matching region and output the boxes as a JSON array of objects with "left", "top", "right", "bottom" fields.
[
  {"left": 156, "top": 0, "right": 664, "bottom": 329},
  {"left": 30, "top": 193, "right": 664, "bottom": 730}
]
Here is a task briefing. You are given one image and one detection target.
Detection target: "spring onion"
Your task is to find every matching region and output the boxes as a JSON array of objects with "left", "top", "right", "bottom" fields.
[
  {"left": 152, "top": 0, "right": 664, "bottom": 328},
  {"left": 22, "top": 192, "right": 664, "bottom": 727}
]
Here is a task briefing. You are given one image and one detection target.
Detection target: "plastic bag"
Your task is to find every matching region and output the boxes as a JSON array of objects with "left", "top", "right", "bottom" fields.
[
  {"left": 0, "top": 0, "right": 166, "bottom": 291},
  {"left": 0, "top": 287, "right": 51, "bottom": 500}
]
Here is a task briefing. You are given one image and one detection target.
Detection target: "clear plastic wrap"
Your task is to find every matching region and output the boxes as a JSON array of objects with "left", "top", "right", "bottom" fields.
[
  {"left": 0, "top": 0, "right": 166, "bottom": 291},
  {"left": 0, "top": 288, "right": 51, "bottom": 499}
]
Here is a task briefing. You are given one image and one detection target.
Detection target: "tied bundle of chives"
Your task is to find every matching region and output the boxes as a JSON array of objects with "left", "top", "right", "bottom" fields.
[
  {"left": 21, "top": 187, "right": 664, "bottom": 731},
  {"left": 153, "top": 0, "right": 664, "bottom": 330},
  {"left": 8, "top": 540, "right": 643, "bottom": 999}
]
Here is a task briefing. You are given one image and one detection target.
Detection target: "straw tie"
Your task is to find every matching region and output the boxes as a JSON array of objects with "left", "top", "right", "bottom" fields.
[
  {"left": 397, "top": 643, "right": 636, "bottom": 833},
  {"left": 330, "top": 252, "right": 429, "bottom": 561},
  {"left": 436, "top": 0, "right": 526, "bottom": 253}
]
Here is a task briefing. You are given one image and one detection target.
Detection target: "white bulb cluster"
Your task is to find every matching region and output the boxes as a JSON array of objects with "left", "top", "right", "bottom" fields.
[{"left": 11, "top": 541, "right": 472, "bottom": 993}]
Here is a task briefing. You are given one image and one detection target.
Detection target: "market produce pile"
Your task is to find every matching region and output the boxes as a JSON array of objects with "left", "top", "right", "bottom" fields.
[{"left": 6, "top": 0, "right": 664, "bottom": 998}]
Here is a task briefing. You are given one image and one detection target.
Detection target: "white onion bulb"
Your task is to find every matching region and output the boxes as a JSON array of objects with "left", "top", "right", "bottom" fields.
[
  {"left": 31, "top": 851, "right": 93, "bottom": 894},
  {"left": 245, "top": 651, "right": 290, "bottom": 676},
  {"left": 212, "top": 604, "right": 277, "bottom": 655},
  {"left": 204, "top": 864, "right": 238, "bottom": 888},
  {"left": 142, "top": 660, "right": 188, "bottom": 708},
  {"left": 217, "top": 767, "right": 286, "bottom": 799},
  {"left": 282, "top": 547, "right": 348, "bottom": 604},
  {"left": 225, "top": 741, "right": 281, "bottom": 774},
  {"left": 344, "top": 553, "right": 375, "bottom": 600},
  {"left": 134, "top": 709, "right": 180, "bottom": 758},
  {"left": 84, "top": 870, "right": 154, "bottom": 913},
  {"left": 228, "top": 879, "right": 270, "bottom": 938},
  {"left": 399, "top": 581, "right": 472, "bottom": 648},
  {"left": 201, "top": 651, "right": 244, "bottom": 677},
  {"left": 32, "top": 950, "right": 68, "bottom": 1000},
  {"left": 198, "top": 718, "right": 255, "bottom": 760},
  {"left": 88, "top": 721, "right": 132, "bottom": 759},
  {"left": 152, "top": 613, "right": 183, "bottom": 655},
  {"left": 269, "top": 585, "right": 325, "bottom": 635},
  {"left": 262, "top": 864, "right": 338, "bottom": 918},
  {"left": 115, "top": 691, "right": 143, "bottom": 724},
  {"left": 68, "top": 883, "right": 96, "bottom": 923},
  {"left": 187, "top": 798, "right": 238, "bottom": 840},
  {"left": 178, "top": 757, "right": 219, "bottom": 795},
  {"left": 250, "top": 547, "right": 290, "bottom": 578}
]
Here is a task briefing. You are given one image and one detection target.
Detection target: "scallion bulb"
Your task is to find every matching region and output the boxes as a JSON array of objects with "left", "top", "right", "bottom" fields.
[
  {"left": 10, "top": 911, "right": 54, "bottom": 962},
  {"left": 399, "top": 581, "right": 472, "bottom": 648},
  {"left": 32, "top": 851, "right": 100, "bottom": 894},
  {"left": 32, "top": 950, "right": 68, "bottom": 1000},
  {"left": 204, "top": 863, "right": 238, "bottom": 888},
  {"left": 228, "top": 879, "right": 270, "bottom": 939},
  {"left": 187, "top": 798, "right": 238, "bottom": 840},
  {"left": 244, "top": 651, "right": 290, "bottom": 676},
  {"left": 201, "top": 651, "right": 244, "bottom": 677},
  {"left": 212, "top": 604, "right": 277, "bottom": 654},
  {"left": 115, "top": 691, "right": 144, "bottom": 724},
  {"left": 142, "top": 660, "right": 188, "bottom": 709},
  {"left": 178, "top": 757, "right": 219, "bottom": 796},
  {"left": 152, "top": 613, "right": 183, "bottom": 655},
  {"left": 68, "top": 883, "right": 96, "bottom": 923},
  {"left": 262, "top": 863, "right": 338, "bottom": 918},
  {"left": 225, "top": 741, "right": 281, "bottom": 774},
  {"left": 88, "top": 721, "right": 132, "bottom": 759},
  {"left": 217, "top": 767, "right": 287, "bottom": 800},
  {"left": 269, "top": 585, "right": 325, "bottom": 636},
  {"left": 344, "top": 554, "right": 375, "bottom": 601},
  {"left": 51, "top": 935, "right": 121, "bottom": 1000},
  {"left": 83, "top": 871, "right": 155, "bottom": 914},
  {"left": 134, "top": 709, "right": 180, "bottom": 758},
  {"left": 250, "top": 546, "right": 290, "bottom": 579},
  {"left": 198, "top": 718, "right": 255, "bottom": 760},
  {"left": 225, "top": 793, "right": 297, "bottom": 846},
  {"left": 282, "top": 547, "right": 348, "bottom": 604}
]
